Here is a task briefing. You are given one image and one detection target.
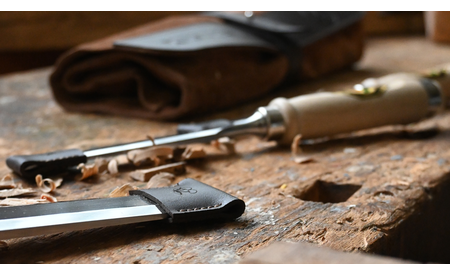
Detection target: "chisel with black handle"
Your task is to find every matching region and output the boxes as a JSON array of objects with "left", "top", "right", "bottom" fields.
[
  {"left": 0, "top": 178, "right": 245, "bottom": 240},
  {"left": 6, "top": 66, "right": 450, "bottom": 178}
]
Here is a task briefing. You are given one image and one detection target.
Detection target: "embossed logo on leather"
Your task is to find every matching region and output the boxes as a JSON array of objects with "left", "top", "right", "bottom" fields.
[{"left": 173, "top": 186, "right": 198, "bottom": 195}]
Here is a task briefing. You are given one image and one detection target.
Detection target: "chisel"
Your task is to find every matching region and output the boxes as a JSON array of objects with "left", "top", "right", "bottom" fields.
[
  {"left": 6, "top": 67, "right": 450, "bottom": 178},
  {"left": 0, "top": 178, "right": 245, "bottom": 240}
]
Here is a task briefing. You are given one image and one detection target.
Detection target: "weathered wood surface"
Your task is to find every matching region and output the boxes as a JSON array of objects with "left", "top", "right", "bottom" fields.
[
  {"left": 240, "top": 241, "right": 414, "bottom": 264},
  {"left": 1, "top": 36, "right": 450, "bottom": 264}
]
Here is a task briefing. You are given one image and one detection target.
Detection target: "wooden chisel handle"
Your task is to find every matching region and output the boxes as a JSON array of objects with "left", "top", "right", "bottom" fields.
[{"left": 268, "top": 68, "right": 450, "bottom": 145}]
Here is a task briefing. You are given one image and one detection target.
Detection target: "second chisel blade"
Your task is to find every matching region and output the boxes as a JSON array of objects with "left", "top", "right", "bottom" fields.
[{"left": 0, "top": 195, "right": 167, "bottom": 240}]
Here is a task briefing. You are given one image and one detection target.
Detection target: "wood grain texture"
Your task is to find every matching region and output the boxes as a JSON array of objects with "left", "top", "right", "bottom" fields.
[
  {"left": 240, "top": 241, "right": 414, "bottom": 263},
  {"left": 1, "top": 36, "right": 450, "bottom": 263}
]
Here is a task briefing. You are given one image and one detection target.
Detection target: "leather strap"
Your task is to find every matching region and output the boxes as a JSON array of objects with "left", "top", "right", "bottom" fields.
[
  {"left": 114, "top": 22, "right": 275, "bottom": 52},
  {"left": 130, "top": 178, "right": 246, "bottom": 223},
  {"left": 208, "top": 11, "right": 365, "bottom": 79},
  {"left": 208, "top": 11, "right": 366, "bottom": 45}
]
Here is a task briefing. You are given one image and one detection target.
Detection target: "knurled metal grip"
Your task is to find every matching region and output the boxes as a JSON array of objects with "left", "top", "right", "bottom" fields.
[
  {"left": 6, "top": 149, "right": 87, "bottom": 178},
  {"left": 130, "top": 178, "right": 246, "bottom": 223}
]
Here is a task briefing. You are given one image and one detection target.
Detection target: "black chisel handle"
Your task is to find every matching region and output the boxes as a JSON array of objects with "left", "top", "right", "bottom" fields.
[{"left": 6, "top": 149, "right": 87, "bottom": 179}]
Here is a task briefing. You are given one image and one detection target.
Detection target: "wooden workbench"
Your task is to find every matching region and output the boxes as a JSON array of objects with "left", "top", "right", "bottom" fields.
[{"left": 1, "top": 36, "right": 450, "bottom": 264}]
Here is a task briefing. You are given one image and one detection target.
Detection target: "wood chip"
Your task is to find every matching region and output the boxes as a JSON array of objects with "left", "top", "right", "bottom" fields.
[
  {"left": 115, "top": 154, "right": 131, "bottom": 166},
  {"left": 146, "top": 172, "right": 175, "bottom": 188},
  {"left": 291, "top": 134, "right": 302, "bottom": 156},
  {"left": 41, "top": 193, "right": 57, "bottom": 203},
  {"left": 0, "top": 198, "right": 49, "bottom": 206},
  {"left": 0, "top": 188, "right": 35, "bottom": 198},
  {"left": 129, "top": 162, "right": 186, "bottom": 182},
  {"left": 109, "top": 183, "right": 138, "bottom": 198},
  {"left": 146, "top": 135, "right": 156, "bottom": 146},
  {"left": 127, "top": 147, "right": 173, "bottom": 166},
  {"left": 35, "top": 174, "right": 62, "bottom": 193},
  {"left": 211, "top": 137, "right": 236, "bottom": 154},
  {"left": 94, "top": 158, "right": 109, "bottom": 174},
  {"left": 290, "top": 134, "right": 315, "bottom": 164},
  {"left": 107, "top": 155, "right": 132, "bottom": 175},
  {"left": 108, "top": 159, "right": 119, "bottom": 175},
  {"left": 181, "top": 146, "right": 206, "bottom": 160},
  {"left": 0, "top": 174, "right": 16, "bottom": 190},
  {"left": 76, "top": 163, "right": 99, "bottom": 180},
  {"left": 293, "top": 156, "right": 315, "bottom": 164},
  {"left": 1, "top": 174, "right": 12, "bottom": 182}
]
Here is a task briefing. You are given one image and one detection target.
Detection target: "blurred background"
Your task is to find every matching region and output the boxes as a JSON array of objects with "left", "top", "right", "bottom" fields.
[{"left": 0, "top": 11, "right": 449, "bottom": 76}]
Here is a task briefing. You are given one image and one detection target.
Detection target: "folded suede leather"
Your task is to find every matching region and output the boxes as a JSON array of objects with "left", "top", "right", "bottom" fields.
[{"left": 50, "top": 12, "right": 364, "bottom": 120}]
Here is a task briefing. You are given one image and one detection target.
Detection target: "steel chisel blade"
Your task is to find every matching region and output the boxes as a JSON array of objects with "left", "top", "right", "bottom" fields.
[
  {"left": 0, "top": 195, "right": 167, "bottom": 240},
  {"left": 0, "top": 179, "right": 246, "bottom": 241}
]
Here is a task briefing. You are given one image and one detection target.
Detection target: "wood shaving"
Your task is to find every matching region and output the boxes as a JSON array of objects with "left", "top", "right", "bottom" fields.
[
  {"left": 109, "top": 183, "right": 138, "bottom": 198},
  {"left": 1, "top": 174, "right": 12, "bottom": 182},
  {"left": 290, "top": 134, "right": 315, "bottom": 164},
  {"left": 211, "top": 137, "right": 236, "bottom": 154},
  {"left": 35, "top": 174, "right": 62, "bottom": 193},
  {"left": 146, "top": 172, "right": 176, "bottom": 188},
  {"left": 107, "top": 155, "right": 132, "bottom": 175},
  {"left": 146, "top": 135, "right": 156, "bottom": 146},
  {"left": 181, "top": 146, "right": 206, "bottom": 160},
  {"left": 41, "top": 193, "right": 57, "bottom": 203},
  {"left": 94, "top": 158, "right": 109, "bottom": 173},
  {"left": 129, "top": 162, "right": 186, "bottom": 182},
  {"left": 127, "top": 147, "right": 173, "bottom": 166},
  {"left": 0, "top": 188, "right": 35, "bottom": 198},
  {"left": 0, "top": 172, "right": 71, "bottom": 207},
  {"left": 76, "top": 163, "right": 99, "bottom": 180},
  {"left": 0, "top": 198, "right": 49, "bottom": 206},
  {"left": 115, "top": 154, "right": 131, "bottom": 166},
  {"left": 294, "top": 156, "right": 315, "bottom": 164},
  {"left": 0, "top": 174, "right": 16, "bottom": 190},
  {"left": 291, "top": 134, "right": 302, "bottom": 156},
  {"left": 108, "top": 159, "right": 119, "bottom": 175}
]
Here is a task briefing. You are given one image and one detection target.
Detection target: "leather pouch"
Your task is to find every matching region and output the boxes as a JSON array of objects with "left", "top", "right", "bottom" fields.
[{"left": 50, "top": 11, "right": 365, "bottom": 120}]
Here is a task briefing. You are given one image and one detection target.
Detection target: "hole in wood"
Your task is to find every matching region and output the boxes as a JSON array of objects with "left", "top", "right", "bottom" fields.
[{"left": 296, "top": 180, "right": 361, "bottom": 203}]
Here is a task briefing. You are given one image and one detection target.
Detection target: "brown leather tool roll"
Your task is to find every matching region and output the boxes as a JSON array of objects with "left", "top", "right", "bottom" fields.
[{"left": 50, "top": 12, "right": 365, "bottom": 120}]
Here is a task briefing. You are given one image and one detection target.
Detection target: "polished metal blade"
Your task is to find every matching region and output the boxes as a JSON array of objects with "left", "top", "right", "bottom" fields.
[
  {"left": 0, "top": 195, "right": 167, "bottom": 240},
  {"left": 83, "top": 107, "right": 284, "bottom": 158}
]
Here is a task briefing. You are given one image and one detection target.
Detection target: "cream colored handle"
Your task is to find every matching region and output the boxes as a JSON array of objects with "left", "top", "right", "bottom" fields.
[{"left": 269, "top": 74, "right": 439, "bottom": 145}]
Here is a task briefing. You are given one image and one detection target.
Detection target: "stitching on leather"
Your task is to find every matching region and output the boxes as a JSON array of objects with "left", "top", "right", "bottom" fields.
[{"left": 179, "top": 203, "right": 222, "bottom": 212}]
